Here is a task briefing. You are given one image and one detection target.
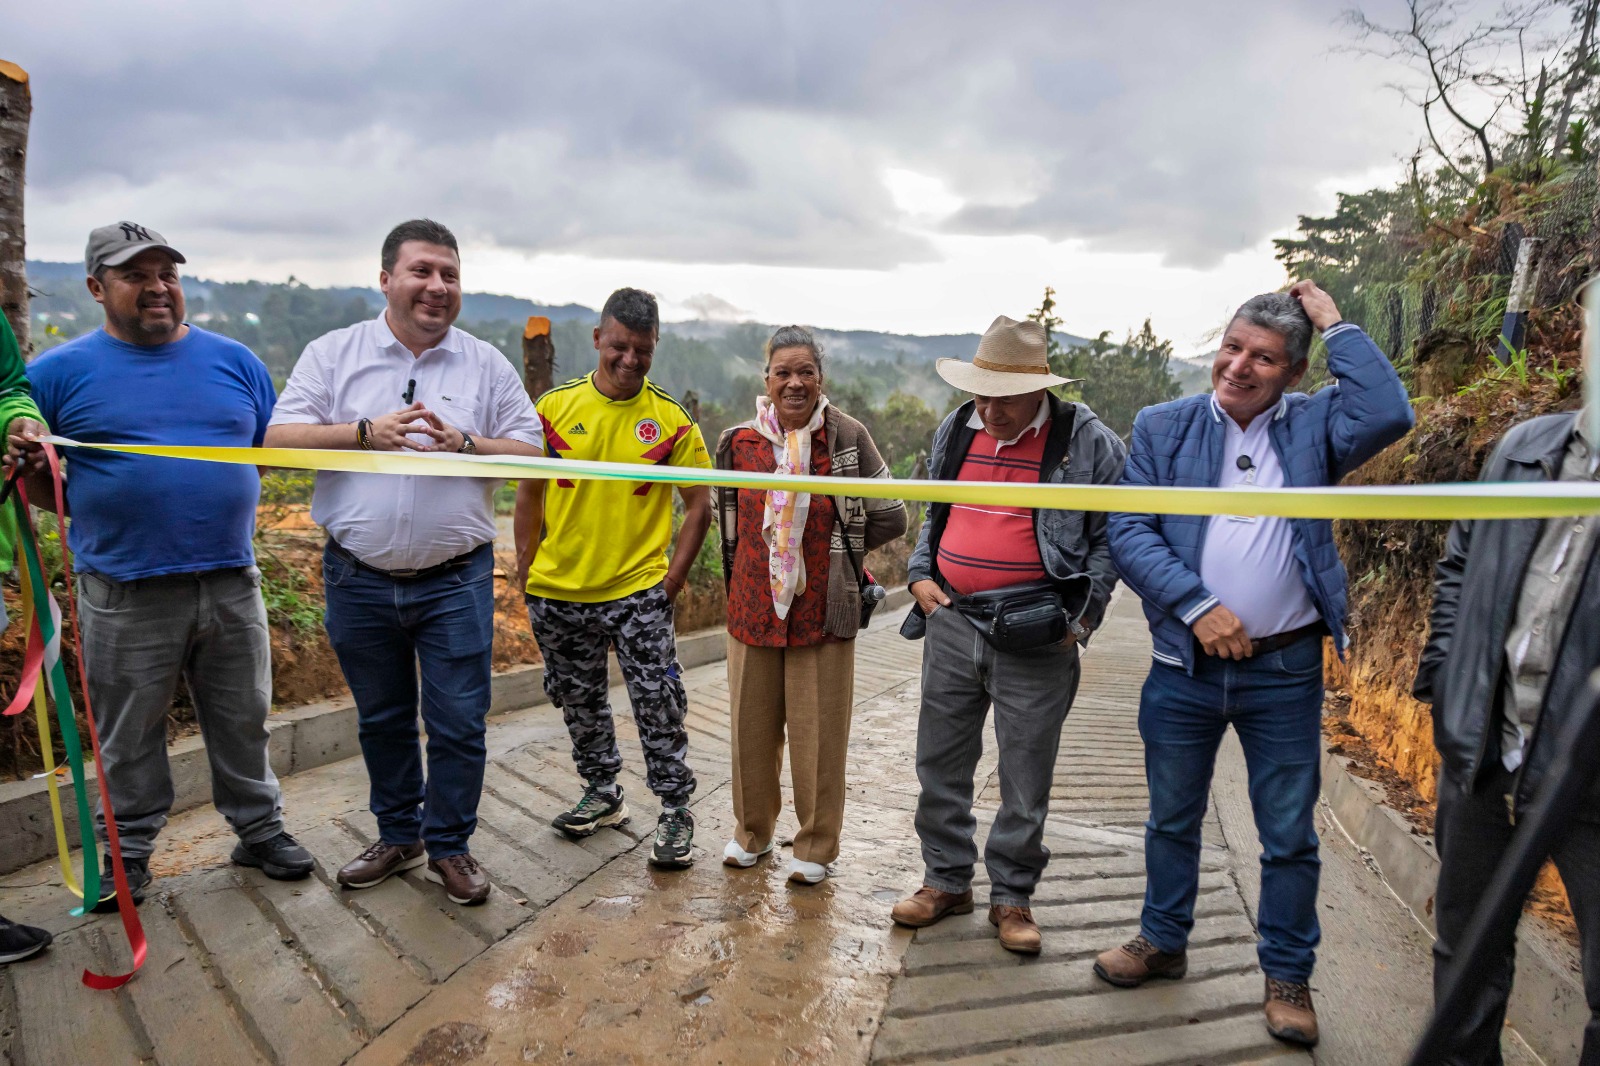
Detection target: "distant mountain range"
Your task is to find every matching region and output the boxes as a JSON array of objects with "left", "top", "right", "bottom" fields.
[
  {"left": 25, "top": 260, "right": 1209, "bottom": 401},
  {"left": 26, "top": 260, "right": 1088, "bottom": 368}
]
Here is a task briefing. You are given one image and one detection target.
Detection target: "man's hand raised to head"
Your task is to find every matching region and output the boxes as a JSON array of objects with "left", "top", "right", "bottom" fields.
[
  {"left": 1193, "top": 604, "right": 1253, "bottom": 660},
  {"left": 1288, "top": 280, "right": 1342, "bottom": 333}
]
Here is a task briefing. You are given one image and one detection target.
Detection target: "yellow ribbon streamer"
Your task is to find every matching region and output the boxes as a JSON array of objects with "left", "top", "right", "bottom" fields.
[
  {"left": 44, "top": 436, "right": 1600, "bottom": 521},
  {"left": 15, "top": 542, "right": 87, "bottom": 901}
]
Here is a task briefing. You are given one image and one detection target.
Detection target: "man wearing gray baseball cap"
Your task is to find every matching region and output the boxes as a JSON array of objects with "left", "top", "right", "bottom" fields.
[{"left": 9, "top": 221, "right": 315, "bottom": 911}]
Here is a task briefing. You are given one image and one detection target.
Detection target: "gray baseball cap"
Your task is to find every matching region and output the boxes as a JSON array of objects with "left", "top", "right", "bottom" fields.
[{"left": 84, "top": 221, "right": 186, "bottom": 275}]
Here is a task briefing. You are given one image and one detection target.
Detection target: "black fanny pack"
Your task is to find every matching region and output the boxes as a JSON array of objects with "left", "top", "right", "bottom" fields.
[{"left": 951, "top": 575, "right": 1092, "bottom": 654}]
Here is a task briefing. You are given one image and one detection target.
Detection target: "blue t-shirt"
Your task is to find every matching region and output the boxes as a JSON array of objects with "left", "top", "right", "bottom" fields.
[{"left": 27, "top": 326, "right": 276, "bottom": 581}]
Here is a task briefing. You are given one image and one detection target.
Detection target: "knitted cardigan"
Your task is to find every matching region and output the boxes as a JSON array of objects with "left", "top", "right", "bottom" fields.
[{"left": 715, "top": 404, "right": 907, "bottom": 640}]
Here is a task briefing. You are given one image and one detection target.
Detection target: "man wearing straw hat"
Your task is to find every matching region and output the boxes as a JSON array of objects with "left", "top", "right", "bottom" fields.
[
  {"left": 1095, "top": 281, "right": 1412, "bottom": 1047},
  {"left": 890, "top": 314, "right": 1127, "bottom": 955}
]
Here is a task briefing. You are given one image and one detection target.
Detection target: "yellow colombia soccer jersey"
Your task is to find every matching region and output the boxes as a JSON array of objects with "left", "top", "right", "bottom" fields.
[{"left": 526, "top": 373, "right": 711, "bottom": 602}]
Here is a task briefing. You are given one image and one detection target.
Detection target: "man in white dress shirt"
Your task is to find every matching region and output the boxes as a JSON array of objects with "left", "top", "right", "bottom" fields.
[{"left": 264, "top": 219, "right": 542, "bottom": 906}]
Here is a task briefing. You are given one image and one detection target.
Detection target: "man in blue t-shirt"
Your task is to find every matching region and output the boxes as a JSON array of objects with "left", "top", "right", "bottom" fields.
[{"left": 11, "top": 222, "right": 314, "bottom": 911}]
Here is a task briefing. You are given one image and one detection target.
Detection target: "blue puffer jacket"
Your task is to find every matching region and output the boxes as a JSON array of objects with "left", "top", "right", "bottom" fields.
[{"left": 1108, "top": 323, "right": 1414, "bottom": 673}]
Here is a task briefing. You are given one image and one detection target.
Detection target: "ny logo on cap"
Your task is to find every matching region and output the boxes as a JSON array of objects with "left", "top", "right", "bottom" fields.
[{"left": 119, "top": 223, "right": 152, "bottom": 243}]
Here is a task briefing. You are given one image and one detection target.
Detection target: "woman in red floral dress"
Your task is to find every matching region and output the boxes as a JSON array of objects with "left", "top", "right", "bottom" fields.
[{"left": 713, "top": 326, "right": 906, "bottom": 884}]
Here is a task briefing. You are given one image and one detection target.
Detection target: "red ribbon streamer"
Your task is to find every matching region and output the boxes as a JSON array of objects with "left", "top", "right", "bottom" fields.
[
  {"left": 1, "top": 610, "right": 43, "bottom": 717},
  {"left": 25, "top": 444, "right": 148, "bottom": 988}
]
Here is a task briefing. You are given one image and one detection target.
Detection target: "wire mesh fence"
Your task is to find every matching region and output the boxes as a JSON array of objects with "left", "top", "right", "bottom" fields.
[{"left": 1305, "top": 165, "right": 1600, "bottom": 393}]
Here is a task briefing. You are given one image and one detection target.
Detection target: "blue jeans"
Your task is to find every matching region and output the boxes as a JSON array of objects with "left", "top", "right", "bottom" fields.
[
  {"left": 322, "top": 542, "right": 494, "bottom": 859},
  {"left": 1138, "top": 634, "right": 1324, "bottom": 983}
]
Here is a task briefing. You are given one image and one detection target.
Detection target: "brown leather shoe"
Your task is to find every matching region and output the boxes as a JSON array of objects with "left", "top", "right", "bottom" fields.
[
  {"left": 336, "top": 841, "right": 425, "bottom": 889},
  {"left": 890, "top": 886, "right": 974, "bottom": 928},
  {"left": 1264, "top": 978, "right": 1319, "bottom": 1046},
  {"left": 426, "top": 853, "right": 491, "bottom": 906},
  {"left": 988, "top": 905, "right": 1041, "bottom": 955},
  {"left": 1093, "top": 933, "right": 1189, "bottom": 987}
]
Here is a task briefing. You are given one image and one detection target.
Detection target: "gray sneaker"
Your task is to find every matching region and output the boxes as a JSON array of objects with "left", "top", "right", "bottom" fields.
[
  {"left": 649, "top": 807, "right": 695, "bottom": 869},
  {"left": 552, "top": 785, "right": 630, "bottom": 838}
]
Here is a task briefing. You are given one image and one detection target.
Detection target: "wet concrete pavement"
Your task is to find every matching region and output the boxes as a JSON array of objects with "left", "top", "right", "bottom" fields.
[{"left": 0, "top": 597, "right": 1531, "bottom": 1064}]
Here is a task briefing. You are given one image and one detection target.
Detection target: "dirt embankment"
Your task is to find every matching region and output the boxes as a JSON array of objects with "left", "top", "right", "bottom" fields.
[{"left": 1330, "top": 310, "right": 1584, "bottom": 936}]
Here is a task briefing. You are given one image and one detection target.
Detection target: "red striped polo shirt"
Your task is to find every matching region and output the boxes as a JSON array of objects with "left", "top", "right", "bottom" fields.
[{"left": 937, "top": 419, "right": 1050, "bottom": 594}]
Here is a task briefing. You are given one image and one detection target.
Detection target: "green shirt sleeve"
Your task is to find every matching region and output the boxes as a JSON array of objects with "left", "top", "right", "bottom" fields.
[
  {"left": 0, "top": 313, "right": 45, "bottom": 580},
  {"left": 0, "top": 313, "right": 44, "bottom": 438}
]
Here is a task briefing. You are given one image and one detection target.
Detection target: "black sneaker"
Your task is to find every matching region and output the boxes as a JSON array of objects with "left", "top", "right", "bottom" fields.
[
  {"left": 232, "top": 831, "right": 316, "bottom": 880},
  {"left": 552, "top": 785, "right": 630, "bottom": 838},
  {"left": 649, "top": 807, "right": 695, "bottom": 869},
  {"left": 0, "top": 914, "right": 53, "bottom": 963},
  {"left": 89, "top": 854, "right": 151, "bottom": 914}
]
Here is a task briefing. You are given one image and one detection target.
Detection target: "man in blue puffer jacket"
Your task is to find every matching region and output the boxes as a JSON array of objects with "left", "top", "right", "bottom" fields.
[{"left": 1092, "top": 280, "right": 1413, "bottom": 1048}]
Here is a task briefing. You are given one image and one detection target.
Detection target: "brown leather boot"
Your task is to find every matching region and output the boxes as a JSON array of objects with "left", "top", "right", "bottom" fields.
[
  {"left": 988, "top": 905, "right": 1041, "bottom": 955},
  {"left": 426, "top": 853, "right": 491, "bottom": 906},
  {"left": 890, "top": 886, "right": 974, "bottom": 928},
  {"left": 1263, "top": 978, "right": 1318, "bottom": 1046},
  {"left": 1093, "top": 933, "right": 1188, "bottom": 987},
  {"left": 336, "top": 841, "right": 425, "bottom": 890}
]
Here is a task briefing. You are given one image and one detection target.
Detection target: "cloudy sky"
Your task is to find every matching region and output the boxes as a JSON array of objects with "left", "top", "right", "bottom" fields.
[{"left": 10, "top": 1, "right": 1423, "bottom": 352}]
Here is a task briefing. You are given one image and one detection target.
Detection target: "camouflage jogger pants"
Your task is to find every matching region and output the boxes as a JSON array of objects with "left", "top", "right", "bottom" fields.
[{"left": 526, "top": 583, "right": 696, "bottom": 807}]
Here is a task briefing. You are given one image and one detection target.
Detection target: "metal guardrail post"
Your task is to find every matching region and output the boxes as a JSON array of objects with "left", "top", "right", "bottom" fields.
[{"left": 1493, "top": 237, "right": 1543, "bottom": 365}]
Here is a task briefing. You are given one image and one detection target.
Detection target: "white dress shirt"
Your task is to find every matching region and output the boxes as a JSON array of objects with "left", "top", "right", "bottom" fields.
[
  {"left": 269, "top": 314, "right": 543, "bottom": 570},
  {"left": 1198, "top": 395, "right": 1321, "bottom": 640}
]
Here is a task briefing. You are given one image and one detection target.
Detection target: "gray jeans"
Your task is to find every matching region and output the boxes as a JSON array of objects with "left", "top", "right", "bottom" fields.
[
  {"left": 914, "top": 602, "right": 1081, "bottom": 907},
  {"left": 77, "top": 567, "right": 282, "bottom": 859}
]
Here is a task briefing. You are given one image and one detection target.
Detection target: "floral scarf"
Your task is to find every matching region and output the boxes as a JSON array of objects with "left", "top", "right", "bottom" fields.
[{"left": 752, "top": 394, "right": 830, "bottom": 619}]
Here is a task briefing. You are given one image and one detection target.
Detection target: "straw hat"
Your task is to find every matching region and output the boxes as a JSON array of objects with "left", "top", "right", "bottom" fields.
[{"left": 936, "top": 315, "right": 1078, "bottom": 397}]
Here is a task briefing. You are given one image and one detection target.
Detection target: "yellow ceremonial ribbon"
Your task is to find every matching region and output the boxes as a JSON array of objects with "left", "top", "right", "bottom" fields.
[
  {"left": 15, "top": 541, "right": 86, "bottom": 901},
  {"left": 45, "top": 436, "right": 1600, "bottom": 521}
]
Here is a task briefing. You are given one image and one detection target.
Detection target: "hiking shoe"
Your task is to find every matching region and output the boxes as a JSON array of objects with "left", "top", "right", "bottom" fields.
[
  {"left": 1264, "top": 977, "right": 1319, "bottom": 1046},
  {"left": 89, "top": 854, "right": 151, "bottom": 915},
  {"left": 425, "top": 853, "right": 491, "bottom": 906},
  {"left": 989, "top": 905, "right": 1041, "bottom": 954},
  {"left": 890, "top": 886, "right": 974, "bottom": 928},
  {"left": 232, "top": 831, "right": 315, "bottom": 880},
  {"left": 1093, "top": 933, "right": 1188, "bottom": 987},
  {"left": 0, "top": 914, "right": 53, "bottom": 964},
  {"left": 337, "top": 841, "right": 425, "bottom": 889},
  {"left": 552, "top": 785, "right": 630, "bottom": 838},
  {"left": 723, "top": 839, "right": 773, "bottom": 868},
  {"left": 649, "top": 807, "right": 695, "bottom": 869}
]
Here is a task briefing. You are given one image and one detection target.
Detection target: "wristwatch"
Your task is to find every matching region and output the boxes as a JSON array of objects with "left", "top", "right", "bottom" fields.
[
  {"left": 1067, "top": 617, "right": 1090, "bottom": 642},
  {"left": 458, "top": 432, "right": 477, "bottom": 454}
]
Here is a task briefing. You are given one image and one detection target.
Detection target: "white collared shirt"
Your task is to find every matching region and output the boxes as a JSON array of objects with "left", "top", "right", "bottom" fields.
[
  {"left": 1197, "top": 394, "right": 1321, "bottom": 639},
  {"left": 269, "top": 314, "right": 543, "bottom": 570},
  {"left": 965, "top": 395, "right": 1049, "bottom": 446}
]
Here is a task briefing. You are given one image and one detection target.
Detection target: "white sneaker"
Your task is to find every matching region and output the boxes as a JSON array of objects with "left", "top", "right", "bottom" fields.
[
  {"left": 788, "top": 858, "right": 828, "bottom": 884},
  {"left": 722, "top": 839, "right": 773, "bottom": 868}
]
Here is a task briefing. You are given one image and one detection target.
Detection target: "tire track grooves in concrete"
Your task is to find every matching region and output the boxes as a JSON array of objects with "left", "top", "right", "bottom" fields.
[{"left": 870, "top": 593, "right": 1308, "bottom": 1064}]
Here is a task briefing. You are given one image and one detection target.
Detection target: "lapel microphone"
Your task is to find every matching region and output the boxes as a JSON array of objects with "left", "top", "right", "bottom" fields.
[
  {"left": 1236, "top": 454, "right": 1254, "bottom": 472},
  {"left": 403, "top": 379, "right": 416, "bottom": 405}
]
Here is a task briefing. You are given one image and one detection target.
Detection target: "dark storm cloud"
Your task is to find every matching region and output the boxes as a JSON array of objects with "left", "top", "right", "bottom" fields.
[{"left": 9, "top": 1, "right": 1408, "bottom": 271}]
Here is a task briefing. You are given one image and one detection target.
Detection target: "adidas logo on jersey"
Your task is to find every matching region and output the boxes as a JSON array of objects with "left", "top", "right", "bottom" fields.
[{"left": 569, "top": 423, "right": 587, "bottom": 434}]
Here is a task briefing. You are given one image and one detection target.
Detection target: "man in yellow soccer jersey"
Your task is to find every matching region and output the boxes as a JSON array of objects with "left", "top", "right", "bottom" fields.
[{"left": 515, "top": 288, "right": 713, "bottom": 868}]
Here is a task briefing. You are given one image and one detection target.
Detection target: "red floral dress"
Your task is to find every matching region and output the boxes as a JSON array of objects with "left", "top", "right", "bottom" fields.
[{"left": 725, "top": 426, "right": 838, "bottom": 647}]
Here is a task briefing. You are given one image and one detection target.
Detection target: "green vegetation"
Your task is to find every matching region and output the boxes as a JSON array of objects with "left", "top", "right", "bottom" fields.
[{"left": 1029, "top": 287, "right": 1183, "bottom": 438}]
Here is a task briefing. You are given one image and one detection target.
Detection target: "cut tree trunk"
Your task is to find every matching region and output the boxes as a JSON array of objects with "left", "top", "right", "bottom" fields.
[
  {"left": 0, "top": 60, "right": 29, "bottom": 354},
  {"left": 522, "top": 316, "right": 555, "bottom": 401}
]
